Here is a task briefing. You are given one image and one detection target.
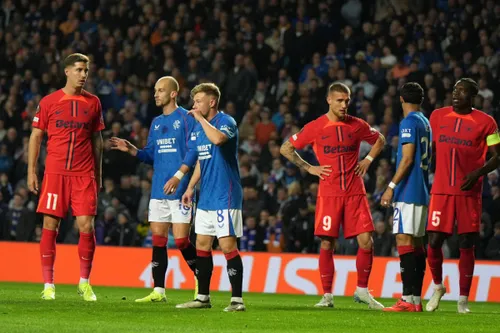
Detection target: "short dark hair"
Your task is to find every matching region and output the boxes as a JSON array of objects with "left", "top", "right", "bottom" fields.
[
  {"left": 457, "top": 78, "right": 479, "bottom": 97},
  {"left": 63, "top": 53, "right": 89, "bottom": 68},
  {"left": 328, "top": 82, "right": 351, "bottom": 95},
  {"left": 400, "top": 82, "right": 424, "bottom": 105}
]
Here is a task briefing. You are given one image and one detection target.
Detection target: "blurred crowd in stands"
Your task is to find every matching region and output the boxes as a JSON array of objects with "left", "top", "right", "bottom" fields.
[{"left": 1, "top": 0, "right": 500, "bottom": 259}]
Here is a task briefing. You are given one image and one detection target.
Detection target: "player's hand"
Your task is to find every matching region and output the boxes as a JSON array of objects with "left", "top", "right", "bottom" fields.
[
  {"left": 109, "top": 137, "right": 135, "bottom": 154},
  {"left": 307, "top": 165, "right": 332, "bottom": 180},
  {"left": 182, "top": 188, "right": 195, "bottom": 207},
  {"left": 188, "top": 108, "right": 203, "bottom": 121},
  {"left": 355, "top": 159, "right": 371, "bottom": 177},
  {"left": 461, "top": 171, "right": 480, "bottom": 191},
  {"left": 164, "top": 177, "right": 180, "bottom": 195},
  {"left": 380, "top": 188, "right": 394, "bottom": 208},
  {"left": 27, "top": 172, "right": 39, "bottom": 195}
]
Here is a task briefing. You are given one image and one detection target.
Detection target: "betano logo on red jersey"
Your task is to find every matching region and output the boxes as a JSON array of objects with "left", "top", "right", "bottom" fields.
[
  {"left": 323, "top": 144, "right": 357, "bottom": 154},
  {"left": 55, "top": 120, "right": 91, "bottom": 130},
  {"left": 439, "top": 134, "right": 473, "bottom": 146}
]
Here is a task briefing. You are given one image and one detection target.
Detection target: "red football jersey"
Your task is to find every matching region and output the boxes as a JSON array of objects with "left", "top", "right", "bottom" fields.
[
  {"left": 430, "top": 106, "right": 500, "bottom": 197},
  {"left": 290, "top": 114, "right": 381, "bottom": 196},
  {"left": 32, "top": 89, "right": 105, "bottom": 176}
]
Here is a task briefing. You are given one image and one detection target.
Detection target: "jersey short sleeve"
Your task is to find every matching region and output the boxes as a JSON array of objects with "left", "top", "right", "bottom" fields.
[
  {"left": 399, "top": 117, "right": 416, "bottom": 145},
  {"left": 92, "top": 98, "right": 105, "bottom": 132},
  {"left": 289, "top": 121, "right": 317, "bottom": 149},
  {"left": 217, "top": 115, "right": 237, "bottom": 140},
  {"left": 485, "top": 117, "right": 500, "bottom": 147},
  {"left": 32, "top": 100, "right": 49, "bottom": 131},
  {"left": 357, "top": 119, "right": 380, "bottom": 145}
]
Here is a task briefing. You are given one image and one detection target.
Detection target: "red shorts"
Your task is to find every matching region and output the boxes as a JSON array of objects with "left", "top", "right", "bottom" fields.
[
  {"left": 427, "top": 194, "right": 481, "bottom": 235},
  {"left": 315, "top": 195, "right": 374, "bottom": 239},
  {"left": 37, "top": 174, "right": 98, "bottom": 218}
]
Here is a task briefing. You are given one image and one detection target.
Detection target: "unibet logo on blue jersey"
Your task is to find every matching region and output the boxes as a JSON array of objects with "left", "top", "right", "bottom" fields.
[
  {"left": 136, "top": 107, "right": 196, "bottom": 200},
  {"left": 394, "top": 111, "right": 432, "bottom": 205},
  {"left": 189, "top": 112, "right": 243, "bottom": 211}
]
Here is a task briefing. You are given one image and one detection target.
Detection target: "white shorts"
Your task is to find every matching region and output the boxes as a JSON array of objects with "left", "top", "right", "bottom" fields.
[
  {"left": 148, "top": 199, "right": 192, "bottom": 223},
  {"left": 392, "top": 202, "right": 428, "bottom": 237},
  {"left": 194, "top": 209, "right": 243, "bottom": 238}
]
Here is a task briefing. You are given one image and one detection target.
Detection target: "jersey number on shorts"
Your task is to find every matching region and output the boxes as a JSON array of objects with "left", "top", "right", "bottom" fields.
[
  {"left": 217, "top": 209, "right": 224, "bottom": 227},
  {"left": 46, "top": 193, "right": 58, "bottom": 210},
  {"left": 322, "top": 216, "right": 331, "bottom": 231},
  {"left": 420, "top": 137, "right": 430, "bottom": 171},
  {"left": 431, "top": 211, "right": 441, "bottom": 226}
]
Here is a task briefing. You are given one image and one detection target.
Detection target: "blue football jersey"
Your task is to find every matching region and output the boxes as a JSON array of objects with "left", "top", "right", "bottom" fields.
[
  {"left": 136, "top": 107, "right": 197, "bottom": 200},
  {"left": 394, "top": 111, "right": 432, "bottom": 205},
  {"left": 190, "top": 112, "right": 243, "bottom": 210}
]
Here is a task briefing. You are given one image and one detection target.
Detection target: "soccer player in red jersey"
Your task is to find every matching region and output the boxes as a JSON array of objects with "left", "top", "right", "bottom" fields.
[
  {"left": 281, "top": 82, "right": 386, "bottom": 309},
  {"left": 425, "top": 78, "right": 500, "bottom": 313},
  {"left": 28, "top": 53, "right": 104, "bottom": 301}
]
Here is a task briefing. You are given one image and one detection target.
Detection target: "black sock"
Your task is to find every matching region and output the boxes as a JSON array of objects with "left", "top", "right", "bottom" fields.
[
  {"left": 196, "top": 250, "right": 213, "bottom": 297},
  {"left": 181, "top": 243, "right": 197, "bottom": 274},
  {"left": 414, "top": 250, "right": 426, "bottom": 297},
  {"left": 226, "top": 252, "right": 243, "bottom": 298},
  {"left": 400, "top": 252, "right": 416, "bottom": 298},
  {"left": 152, "top": 246, "right": 168, "bottom": 288}
]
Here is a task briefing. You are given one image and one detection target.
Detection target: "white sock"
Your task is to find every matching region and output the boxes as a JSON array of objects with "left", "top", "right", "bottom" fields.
[
  {"left": 79, "top": 278, "right": 89, "bottom": 284},
  {"left": 231, "top": 297, "right": 243, "bottom": 304},
  {"left": 413, "top": 296, "right": 421, "bottom": 304},
  {"left": 324, "top": 293, "right": 333, "bottom": 297},
  {"left": 197, "top": 294, "right": 210, "bottom": 302},
  {"left": 44, "top": 283, "right": 55, "bottom": 290},
  {"left": 458, "top": 295, "right": 468, "bottom": 303},
  {"left": 402, "top": 295, "right": 413, "bottom": 303},
  {"left": 154, "top": 287, "right": 165, "bottom": 294},
  {"left": 356, "top": 287, "right": 368, "bottom": 293},
  {"left": 434, "top": 283, "right": 444, "bottom": 290}
]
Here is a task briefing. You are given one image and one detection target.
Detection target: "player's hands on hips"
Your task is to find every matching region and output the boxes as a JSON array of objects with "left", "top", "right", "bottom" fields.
[
  {"left": 27, "top": 171, "right": 39, "bottom": 195},
  {"left": 109, "top": 137, "right": 134, "bottom": 154},
  {"left": 355, "top": 159, "right": 371, "bottom": 177},
  {"left": 188, "top": 108, "right": 203, "bottom": 121},
  {"left": 307, "top": 165, "right": 332, "bottom": 180},
  {"left": 182, "top": 188, "right": 195, "bottom": 207},
  {"left": 461, "top": 171, "right": 480, "bottom": 191},
  {"left": 164, "top": 177, "right": 180, "bottom": 195},
  {"left": 380, "top": 188, "right": 394, "bottom": 208}
]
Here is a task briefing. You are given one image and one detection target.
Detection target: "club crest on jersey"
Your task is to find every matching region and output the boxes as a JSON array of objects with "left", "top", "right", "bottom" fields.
[{"left": 173, "top": 120, "right": 181, "bottom": 130}]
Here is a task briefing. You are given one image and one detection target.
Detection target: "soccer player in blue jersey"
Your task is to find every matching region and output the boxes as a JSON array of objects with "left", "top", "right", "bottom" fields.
[
  {"left": 381, "top": 82, "right": 431, "bottom": 312},
  {"left": 109, "top": 76, "right": 198, "bottom": 302},
  {"left": 169, "top": 82, "right": 245, "bottom": 312}
]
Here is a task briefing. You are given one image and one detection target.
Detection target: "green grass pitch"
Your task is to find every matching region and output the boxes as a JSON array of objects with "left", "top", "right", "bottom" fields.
[{"left": 0, "top": 282, "right": 499, "bottom": 333}]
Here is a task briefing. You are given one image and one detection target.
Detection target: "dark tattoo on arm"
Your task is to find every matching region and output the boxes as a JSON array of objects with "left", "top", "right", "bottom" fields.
[{"left": 280, "top": 141, "right": 311, "bottom": 171}]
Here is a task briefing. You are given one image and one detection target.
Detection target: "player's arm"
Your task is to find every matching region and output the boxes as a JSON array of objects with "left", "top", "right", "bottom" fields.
[
  {"left": 109, "top": 127, "right": 154, "bottom": 165},
  {"left": 355, "top": 126, "right": 386, "bottom": 177},
  {"left": 181, "top": 161, "right": 200, "bottom": 207},
  {"left": 280, "top": 125, "right": 331, "bottom": 180},
  {"left": 381, "top": 143, "right": 415, "bottom": 207},
  {"left": 92, "top": 131, "right": 104, "bottom": 189},
  {"left": 461, "top": 130, "right": 500, "bottom": 191},
  {"left": 193, "top": 114, "right": 229, "bottom": 146},
  {"left": 27, "top": 128, "right": 44, "bottom": 195}
]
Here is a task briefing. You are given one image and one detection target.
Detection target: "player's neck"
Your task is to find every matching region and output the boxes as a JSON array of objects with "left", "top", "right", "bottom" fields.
[
  {"left": 162, "top": 102, "right": 178, "bottom": 116},
  {"left": 403, "top": 106, "right": 419, "bottom": 118},
  {"left": 453, "top": 105, "right": 473, "bottom": 115},
  {"left": 206, "top": 108, "right": 219, "bottom": 122},
  {"left": 326, "top": 110, "right": 343, "bottom": 122},
  {"left": 62, "top": 84, "right": 83, "bottom": 96}
]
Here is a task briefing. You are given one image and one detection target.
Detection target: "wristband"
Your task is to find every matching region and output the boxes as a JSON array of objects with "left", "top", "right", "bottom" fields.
[
  {"left": 388, "top": 182, "right": 396, "bottom": 189},
  {"left": 174, "top": 170, "right": 185, "bottom": 180},
  {"left": 365, "top": 155, "right": 374, "bottom": 162}
]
